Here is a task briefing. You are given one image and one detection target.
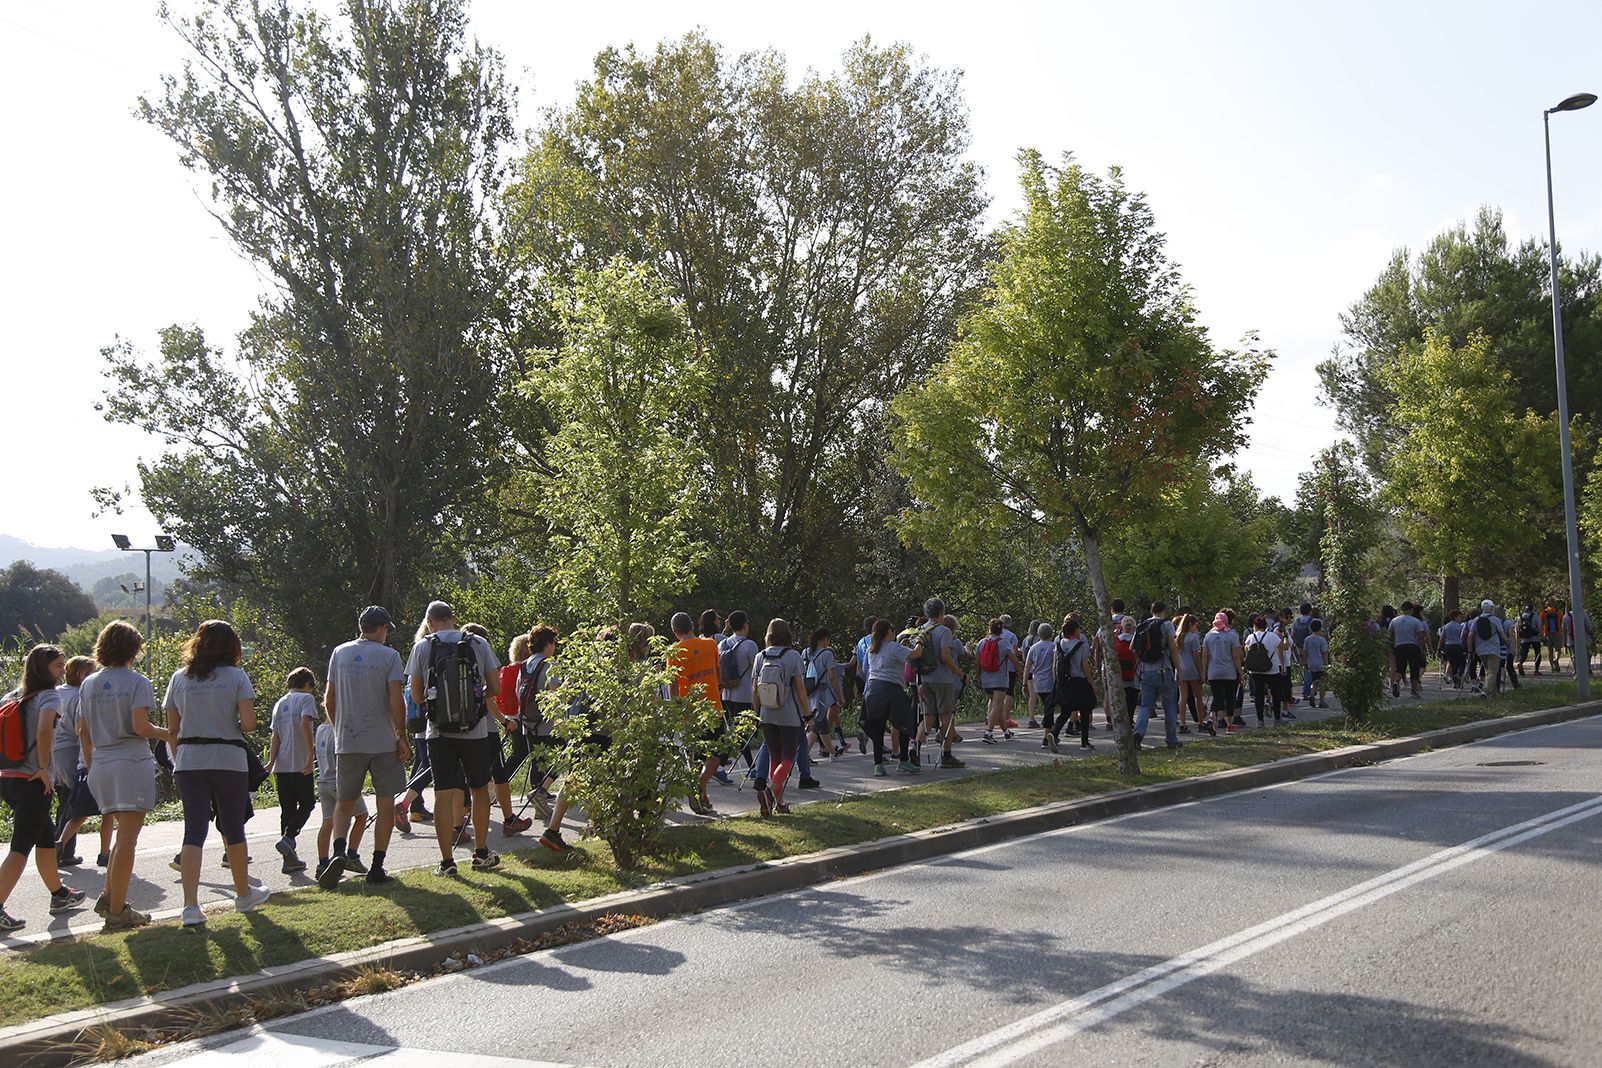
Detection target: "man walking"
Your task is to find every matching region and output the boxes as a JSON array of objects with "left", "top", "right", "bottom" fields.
[
  {"left": 1388, "top": 601, "right": 1430, "bottom": 698},
  {"left": 915, "top": 598, "right": 966, "bottom": 769},
  {"left": 669, "top": 611, "right": 726, "bottom": 815},
  {"left": 319, "top": 607, "right": 408, "bottom": 888},
  {"left": 1132, "top": 601, "right": 1182, "bottom": 750}
]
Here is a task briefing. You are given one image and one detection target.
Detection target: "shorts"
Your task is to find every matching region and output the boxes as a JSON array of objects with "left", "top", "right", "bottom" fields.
[
  {"left": 985, "top": 687, "right": 1008, "bottom": 695},
  {"left": 336, "top": 750, "right": 406, "bottom": 803},
  {"left": 923, "top": 682, "right": 958, "bottom": 718},
  {"left": 431, "top": 735, "right": 495, "bottom": 791},
  {"left": 693, "top": 715, "right": 732, "bottom": 763},
  {"left": 1007, "top": 673, "right": 1018, "bottom": 698},
  {"left": 317, "top": 779, "right": 369, "bottom": 821},
  {"left": 1309, "top": 670, "right": 1326, "bottom": 683},
  {"left": 88, "top": 754, "right": 157, "bottom": 815},
  {"left": 1394, "top": 644, "right": 1425, "bottom": 677}
]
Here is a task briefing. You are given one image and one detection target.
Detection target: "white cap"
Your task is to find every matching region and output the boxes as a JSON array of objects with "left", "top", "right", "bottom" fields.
[{"left": 1480, "top": 599, "right": 1495, "bottom": 610}]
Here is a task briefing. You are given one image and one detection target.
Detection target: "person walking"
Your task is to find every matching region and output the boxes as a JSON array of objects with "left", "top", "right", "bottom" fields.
[
  {"left": 668, "top": 612, "right": 727, "bottom": 814},
  {"left": 1175, "top": 613, "right": 1213, "bottom": 736},
  {"left": 1132, "top": 602, "right": 1183, "bottom": 750},
  {"left": 79, "top": 621, "right": 167, "bottom": 930},
  {"left": 1389, "top": 601, "right": 1429, "bottom": 698},
  {"left": 718, "top": 611, "right": 760, "bottom": 775},
  {"left": 1243, "top": 614, "right": 1286, "bottom": 725},
  {"left": 1439, "top": 609, "right": 1466, "bottom": 689},
  {"left": 164, "top": 620, "right": 271, "bottom": 925},
  {"left": 912, "top": 599, "right": 965, "bottom": 770},
  {"left": 1469, "top": 599, "right": 1505, "bottom": 695},
  {"left": 487, "top": 633, "right": 535, "bottom": 837},
  {"left": 1026, "top": 623, "right": 1056, "bottom": 744},
  {"left": 1114, "top": 617, "right": 1139, "bottom": 731},
  {"left": 752, "top": 619, "right": 810, "bottom": 815},
  {"left": 802, "top": 628, "right": 847, "bottom": 758},
  {"left": 979, "top": 618, "right": 1019, "bottom": 745},
  {"left": 1516, "top": 604, "right": 1543, "bottom": 677},
  {"left": 1046, "top": 616, "right": 1098, "bottom": 752},
  {"left": 1303, "top": 619, "right": 1331, "bottom": 708},
  {"left": 50, "top": 656, "right": 99, "bottom": 868},
  {"left": 1201, "top": 611, "right": 1244, "bottom": 732},
  {"left": 861, "top": 618, "right": 917, "bottom": 774},
  {"left": 0, "top": 645, "right": 87, "bottom": 931},
  {"left": 319, "top": 606, "right": 408, "bottom": 889},
  {"left": 265, "top": 668, "right": 319, "bottom": 874}
]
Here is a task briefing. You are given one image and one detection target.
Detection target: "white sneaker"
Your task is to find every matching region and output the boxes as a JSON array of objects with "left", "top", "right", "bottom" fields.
[
  {"left": 234, "top": 886, "right": 271, "bottom": 913},
  {"left": 181, "top": 905, "right": 206, "bottom": 926}
]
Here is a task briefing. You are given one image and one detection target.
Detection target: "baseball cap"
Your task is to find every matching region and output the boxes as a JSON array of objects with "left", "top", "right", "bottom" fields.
[
  {"left": 1480, "top": 599, "right": 1495, "bottom": 611},
  {"left": 358, "top": 605, "right": 393, "bottom": 631}
]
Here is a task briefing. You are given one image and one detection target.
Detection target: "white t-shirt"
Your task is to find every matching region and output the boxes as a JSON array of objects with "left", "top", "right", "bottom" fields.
[{"left": 1245, "top": 629, "right": 1284, "bottom": 674}]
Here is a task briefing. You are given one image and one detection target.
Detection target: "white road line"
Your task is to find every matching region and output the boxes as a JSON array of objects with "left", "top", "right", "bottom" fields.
[
  {"left": 131, "top": 1030, "right": 581, "bottom": 1067},
  {"left": 913, "top": 792, "right": 1602, "bottom": 1068}
]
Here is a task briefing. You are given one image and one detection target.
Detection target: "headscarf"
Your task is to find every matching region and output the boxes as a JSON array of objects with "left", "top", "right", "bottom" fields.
[{"left": 1213, "top": 611, "right": 1230, "bottom": 632}]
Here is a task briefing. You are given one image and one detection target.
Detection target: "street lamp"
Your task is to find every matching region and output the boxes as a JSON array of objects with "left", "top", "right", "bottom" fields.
[
  {"left": 1543, "top": 91, "right": 1595, "bottom": 699},
  {"left": 111, "top": 534, "right": 177, "bottom": 644}
]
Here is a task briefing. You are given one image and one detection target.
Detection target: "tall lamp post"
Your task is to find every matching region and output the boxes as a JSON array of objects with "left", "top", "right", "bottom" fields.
[
  {"left": 111, "top": 534, "right": 177, "bottom": 644},
  {"left": 1543, "top": 91, "right": 1596, "bottom": 699}
]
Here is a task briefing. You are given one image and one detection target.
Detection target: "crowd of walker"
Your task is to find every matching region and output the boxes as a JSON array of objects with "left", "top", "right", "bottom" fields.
[{"left": 0, "top": 591, "right": 1588, "bottom": 934}]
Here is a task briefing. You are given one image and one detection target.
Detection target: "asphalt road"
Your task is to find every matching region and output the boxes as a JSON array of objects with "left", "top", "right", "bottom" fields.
[{"left": 126, "top": 710, "right": 1602, "bottom": 1067}]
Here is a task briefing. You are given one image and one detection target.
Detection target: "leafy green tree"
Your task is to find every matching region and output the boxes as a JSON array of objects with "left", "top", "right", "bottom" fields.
[
  {"left": 1312, "top": 445, "right": 1388, "bottom": 722},
  {"left": 505, "top": 261, "right": 713, "bottom": 623},
  {"left": 1376, "top": 330, "right": 1570, "bottom": 597},
  {"left": 0, "top": 563, "right": 98, "bottom": 643},
  {"left": 506, "top": 33, "right": 987, "bottom": 623},
  {"left": 101, "top": 0, "right": 513, "bottom": 658},
  {"left": 891, "top": 151, "right": 1268, "bottom": 773}
]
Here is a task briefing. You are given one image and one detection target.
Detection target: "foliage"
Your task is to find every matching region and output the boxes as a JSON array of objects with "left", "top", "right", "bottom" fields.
[
  {"left": 89, "top": 572, "right": 166, "bottom": 612},
  {"left": 543, "top": 633, "right": 730, "bottom": 869},
  {"left": 0, "top": 562, "right": 98, "bottom": 644},
  {"left": 1314, "top": 445, "right": 1389, "bottom": 723},
  {"left": 506, "top": 32, "right": 988, "bottom": 624},
  {"left": 891, "top": 150, "right": 1269, "bottom": 773},
  {"left": 1318, "top": 206, "right": 1602, "bottom": 476},
  {"left": 1376, "top": 329, "right": 1573, "bottom": 595},
  {"left": 507, "top": 261, "right": 713, "bottom": 623},
  {"left": 101, "top": 0, "right": 514, "bottom": 660}
]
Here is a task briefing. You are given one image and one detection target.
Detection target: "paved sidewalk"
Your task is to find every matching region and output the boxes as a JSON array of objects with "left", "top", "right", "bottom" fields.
[{"left": 0, "top": 671, "right": 1555, "bottom": 948}]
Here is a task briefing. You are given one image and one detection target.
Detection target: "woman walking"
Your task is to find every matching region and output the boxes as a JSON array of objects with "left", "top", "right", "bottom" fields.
[
  {"left": 862, "top": 618, "right": 918, "bottom": 774},
  {"left": 1175, "top": 614, "right": 1214, "bottom": 736},
  {"left": 50, "top": 655, "right": 101, "bottom": 868},
  {"left": 79, "top": 621, "right": 167, "bottom": 931},
  {"left": 0, "top": 645, "right": 87, "bottom": 931},
  {"left": 1046, "top": 615, "right": 1098, "bottom": 752},
  {"left": 1202, "top": 612, "right": 1243, "bottom": 733},
  {"left": 752, "top": 619, "right": 809, "bottom": 816},
  {"left": 165, "top": 620, "right": 270, "bottom": 925},
  {"left": 1243, "top": 614, "right": 1286, "bottom": 726}
]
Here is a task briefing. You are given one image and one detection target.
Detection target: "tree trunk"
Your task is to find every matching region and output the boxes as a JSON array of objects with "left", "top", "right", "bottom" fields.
[
  {"left": 1082, "top": 527, "right": 1139, "bottom": 775},
  {"left": 1442, "top": 575, "right": 1460, "bottom": 614}
]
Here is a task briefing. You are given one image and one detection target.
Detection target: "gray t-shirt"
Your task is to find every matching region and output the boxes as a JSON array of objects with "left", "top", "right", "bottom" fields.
[
  {"left": 1135, "top": 618, "right": 1178, "bottom": 677},
  {"left": 1202, "top": 628, "right": 1242, "bottom": 680},
  {"left": 165, "top": 666, "right": 255, "bottom": 773},
  {"left": 327, "top": 638, "right": 405, "bottom": 754},
  {"left": 80, "top": 666, "right": 158, "bottom": 761},
  {"left": 270, "top": 691, "right": 319, "bottom": 774},
  {"left": 806, "top": 647, "right": 839, "bottom": 711},
  {"left": 1055, "top": 636, "right": 1090, "bottom": 680},
  {"left": 1304, "top": 633, "right": 1330, "bottom": 671},
  {"left": 1, "top": 688, "right": 62, "bottom": 777},
  {"left": 1178, "top": 631, "right": 1202, "bottom": 681},
  {"left": 52, "top": 683, "right": 82, "bottom": 767},
  {"left": 922, "top": 624, "right": 958, "bottom": 685},
  {"left": 1026, "top": 640, "right": 1055, "bottom": 693},
  {"left": 407, "top": 630, "right": 501, "bottom": 741},
  {"left": 1389, "top": 614, "right": 1429, "bottom": 648},
  {"left": 978, "top": 634, "right": 1013, "bottom": 690},
  {"left": 999, "top": 630, "right": 1020, "bottom": 676},
  {"left": 718, "top": 635, "right": 759, "bottom": 704},
  {"left": 865, "top": 640, "right": 911, "bottom": 686},
  {"left": 754, "top": 647, "right": 805, "bottom": 726},
  {"left": 314, "top": 721, "right": 338, "bottom": 784}
]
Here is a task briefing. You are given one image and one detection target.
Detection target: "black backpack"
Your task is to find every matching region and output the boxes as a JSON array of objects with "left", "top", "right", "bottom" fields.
[
  {"left": 1520, "top": 612, "right": 1540, "bottom": 640},
  {"left": 426, "top": 634, "right": 486, "bottom": 733},
  {"left": 1475, "top": 616, "right": 1497, "bottom": 643},
  {"left": 517, "top": 657, "right": 550, "bottom": 734},
  {"left": 1244, "top": 633, "right": 1273, "bottom": 674},
  {"left": 1053, "top": 638, "right": 1085, "bottom": 684},
  {"left": 719, "top": 638, "right": 755, "bottom": 688},
  {"left": 1132, "top": 618, "right": 1167, "bottom": 664}
]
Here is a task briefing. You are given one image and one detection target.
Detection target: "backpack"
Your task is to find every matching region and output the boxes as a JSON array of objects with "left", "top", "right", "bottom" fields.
[
  {"left": 912, "top": 624, "right": 941, "bottom": 675},
  {"left": 1132, "top": 618, "right": 1167, "bottom": 664},
  {"left": 977, "top": 636, "right": 1002, "bottom": 674},
  {"left": 1292, "top": 615, "right": 1312, "bottom": 646},
  {"left": 516, "top": 657, "right": 550, "bottom": 735},
  {"left": 1520, "top": 612, "right": 1540, "bottom": 640},
  {"left": 1244, "top": 633, "right": 1273, "bottom": 674},
  {"left": 803, "top": 651, "right": 820, "bottom": 696},
  {"left": 1475, "top": 616, "right": 1497, "bottom": 643},
  {"left": 719, "top": 638, "right": 755, "bottom": 688},
  {"left": 0, "top": 692, "right": 31, "bottom": 771},
  {"left": 1053, "top": 638, "right": 1085, "bottom": 683},
  {"left": 426, "top": 634, "right": 486, "bottom": 733},
  {"left": 757, "top": 650, "right": 791, "bottom": 710}
]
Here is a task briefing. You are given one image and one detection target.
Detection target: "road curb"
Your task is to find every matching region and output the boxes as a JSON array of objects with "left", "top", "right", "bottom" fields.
[{"left": 7, "top": 698, "right": 1599, "bottom": 1065}]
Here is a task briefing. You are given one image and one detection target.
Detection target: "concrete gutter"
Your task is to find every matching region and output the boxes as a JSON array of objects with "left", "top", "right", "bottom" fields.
[{"left": 6, "top": 698, "right": 1598, "bottom": 1066}]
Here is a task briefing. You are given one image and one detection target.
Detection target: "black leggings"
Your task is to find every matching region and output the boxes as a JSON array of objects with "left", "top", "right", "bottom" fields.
[
  {"left": 1051, "top": 678, "right": 1095, "bottom": 745},
  {"left": 1208, "top": 679, "right": 1239, "bottom": 720},
  {"left": 276, "top": 772, "right": 316, "bottom": 839},
  {"left": 2, "top": 777, "right": 56, "bottom": 855},
  {"left": 493, "top": 730, "right": 532, "bottom": 786},
  {"left": 176, "top": 769, "right": 250, "bottom": 848},
  {"left": 863, "top": 681, "right": 913, "bottom": 763},
  {"left": 1250, "top": 674, "right": 1284, "bottom": 721}
]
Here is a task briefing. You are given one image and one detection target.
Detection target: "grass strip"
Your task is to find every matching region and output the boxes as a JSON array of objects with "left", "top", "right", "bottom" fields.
[{"left": 0, "top": 682, "right": 1580, "bottom": 1028}]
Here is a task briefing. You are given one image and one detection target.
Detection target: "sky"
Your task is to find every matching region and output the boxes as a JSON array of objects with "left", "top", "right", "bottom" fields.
[{"left": 5, "top": 0, "right": 1602, "bottom": 551}]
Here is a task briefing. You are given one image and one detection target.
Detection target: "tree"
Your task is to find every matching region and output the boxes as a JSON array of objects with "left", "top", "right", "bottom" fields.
[
  {"left": 506, "top": 260, "right": 713, "bottom": 623},
  {"left": 0, "top": 563, "right": 98, "bottom": 643},
  {"left": 1376, "top": 330, "right": 1570, "bottom": 597},
  {"left": 891, "top": 151, "right": 1268, "bottom": 774},
  {"left": 1312, "top": 445, "right": 1388, "bottom": 723},
  {"left": 506, "top": 33, "right": 987, "bottom": 623},
  {"left": 100, "top": 0, "right": 513, "bottom": 658}
]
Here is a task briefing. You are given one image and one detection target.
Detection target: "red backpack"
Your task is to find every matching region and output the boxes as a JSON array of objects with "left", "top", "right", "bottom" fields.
[
  {"left": 978, "top": 636, "right": 1002, "bottom": 674},
  {"left": 0, "top": 693, "right": 31, "bottom": 770}
]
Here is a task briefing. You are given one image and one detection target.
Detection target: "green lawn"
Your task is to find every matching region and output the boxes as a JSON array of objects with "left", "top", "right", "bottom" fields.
[{"left": 0, "top": 682, "right": 1583, "bottom": 1029}]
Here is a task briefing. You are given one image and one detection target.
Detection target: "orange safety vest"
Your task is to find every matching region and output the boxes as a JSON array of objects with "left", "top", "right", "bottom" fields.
[{"left": 671, "top": 637, "right": 724, "bottom": 711}]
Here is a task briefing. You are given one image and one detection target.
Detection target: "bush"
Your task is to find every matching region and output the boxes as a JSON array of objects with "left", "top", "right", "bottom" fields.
[{"left": 543, "top": 632, "right": 739, "bottom": 869}]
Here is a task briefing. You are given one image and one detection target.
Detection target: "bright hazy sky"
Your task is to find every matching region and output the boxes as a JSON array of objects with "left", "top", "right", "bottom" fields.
[{"left": 6, "top": 0, "right": 1602, "bottom": 551}]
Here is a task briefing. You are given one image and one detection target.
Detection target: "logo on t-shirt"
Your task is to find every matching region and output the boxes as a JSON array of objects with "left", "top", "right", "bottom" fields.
[
  {"left": 103, "top": 682, "right": 113, "bottom": 690},
  {"left": 354, "top": 655, "right": 364, "bottom": 662}
]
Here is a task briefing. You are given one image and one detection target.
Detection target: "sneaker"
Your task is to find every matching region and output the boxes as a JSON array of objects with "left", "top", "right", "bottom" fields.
[
  {"left": 539, "top": 829, "right": 571, "bottom": 854},
  {"left": 1079, "top": 740, "right": 1095, "bottom": 750},
  {"left": 274, "top": 836, "right": 296, "bottom": 862},
  {"left": 950, "top": 731, "right": 964, "bottom": 743},
  {"left": 49, "top": 886, "right": 86, "bottom": 914},
  {"left": 1203, "top": 721, "right": 1217, "bottom": 737},
  {"left": 181, "top": 905, "right": 206, "bottom": 927},
  {"left": 857, "top": 730, "right": 869, "bottom": 754},
  {"left": 1230, "top": 715, "right": 1246, "bottom": 727},
  {"left": 939, "top": 753, "right": 965, "bottom": 769},
  {"left": 410, "top": 804, "right": 433, "bottom": 823},
  {"left": 1132, "top": 732, "right": 1145, "bottom": 748},
  {"left": 471, "top": 850, "right": 501, "bottom": 871},
  {"left": 57, "top": 848, "right": 82, "bottom": 867},
  {"left": 1225, "top": 722, "right": 1236, "bottom": 734},
  {"left": 502, "top": 815, "right": 533, "bottom": 835},
  {"left": 874, "top": 763, "right": 887, "bottom": 777},
  {"left": 531, "top": 792, "right": 553, "bottom": 822},
  {"left": 95, "top": 853, "right": 109, "bottom": 867},
  {"left": 1003, "top": 730, "right": 1015, "bottom": 740},
  {"left": 435, "top": 859, "right": 460, "bottom": 876},
  {"left": 316, "top": 854, "right": 347, "bottom": 890},
  {"left": 102, "top": 905, "right": 151, "bottom": 932},
  {"left": 169, "top": 854, "right": 182, "bottom": 872},
  {"left": 1392, "top": 682, "right": 1401, "bottom": 698},
  {"left": 1283, "top": 710, "right": 1297, "bottom": 720},
  {"left": 712, "top": 767, "right": 733, "bottom": 786},
  {"left": 344, "top": 851, "right": 368, "bottom": 874},
  {"left": 686, "top": 793, "right": 711, "bottom": 816},
  {"left": 364, "top": 866, "right": 392, "bottom": 884},
  {"left": 1178, "top": 725, "right": 1191, "bottom": 734},
  {"left": 0, "top": 907, "right": 23, "bottom": 933},
  {"left": 798, "top": 777, "right": 822, "bottom": 790},
  {"left": 221, "top": 853, "right": 250, "bottom": 869},
  {"left": 1318, "top": 700, "right": 1330, "bottom": 709},
  {"left": 757, "top": 787, "right": 774, "bottom": 818},
  {"left": 1167, "top": 741, "right": 1184, "bottom": 750},
  {"left": 982, "top": 731, "right": 997, "bottom": 745},
  {"left": 1046, "top": 733, "right": 1060, "bottom": 754},
  {"left": 94, "top": 892, "right": 109, "bottom": 917},
  {"left": 282, "top": 857, "right": 308, "bottom": 874},
  {"left": 897, "top": 760, "right": 920, "bottom": 774},
  {"left": 393, "top": 808, "right": 412, "bottom": 834},
  {"left": 235, "top": 886, "right": 271, "bottom": 913},
  {"left": 1027, "top": 718, "right": 1040, "bottom": 728}
]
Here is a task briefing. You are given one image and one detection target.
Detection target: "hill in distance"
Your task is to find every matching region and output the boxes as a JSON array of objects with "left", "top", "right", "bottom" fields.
[{"left": 0, "top": 533, "right": 191, "bottom": 591}]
